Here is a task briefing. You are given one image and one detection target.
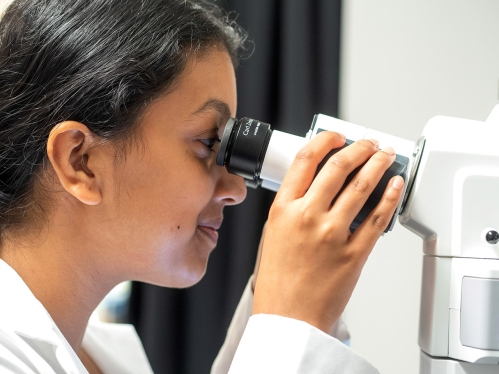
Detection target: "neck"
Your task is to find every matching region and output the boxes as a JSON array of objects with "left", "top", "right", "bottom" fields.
[{"left": 0, "top": 223, "right": 119, "bottom": 351}]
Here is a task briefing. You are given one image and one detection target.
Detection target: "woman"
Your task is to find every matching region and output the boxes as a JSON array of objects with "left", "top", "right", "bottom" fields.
[{"left": 0, "top": 0, "right": 404, "bottom": 373}]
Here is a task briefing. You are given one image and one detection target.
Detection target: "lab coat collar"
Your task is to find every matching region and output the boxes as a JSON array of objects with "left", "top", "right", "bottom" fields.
[{"left": 0, "top": 259, "right": 83, "bottom": 373}]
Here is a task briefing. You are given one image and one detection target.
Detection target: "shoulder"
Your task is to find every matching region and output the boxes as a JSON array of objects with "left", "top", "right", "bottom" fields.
[{"left": 0, "top": 260, "right": 83, "bottom": 373}]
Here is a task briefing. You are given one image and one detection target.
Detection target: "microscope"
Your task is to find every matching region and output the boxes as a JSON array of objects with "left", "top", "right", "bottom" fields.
[{"left": 217, "top": 105, "right": 499, "bottom": 373}]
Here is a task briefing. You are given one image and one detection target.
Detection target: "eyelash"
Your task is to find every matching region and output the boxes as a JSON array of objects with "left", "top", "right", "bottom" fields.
[{"left": 199, "top": 137, "right": 221, "bottom": 152}]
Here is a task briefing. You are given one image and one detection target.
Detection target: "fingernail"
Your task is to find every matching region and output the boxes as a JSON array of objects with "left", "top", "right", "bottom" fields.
[
  {"left": 392, "top": 176, "right": 404, "bottom": 190},
  {"left": 338, "top": 132, "right": 346, "bottom": 141},
  {"left": 366, "top": 138, "right": 379, "bottom": 148},
  {"left": 380, "top": 146, "right": 395, "bottom": 155}
]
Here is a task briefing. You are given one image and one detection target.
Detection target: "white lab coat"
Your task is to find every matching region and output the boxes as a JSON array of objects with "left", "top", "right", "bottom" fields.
[{"left": 0, "top": 259, "right": 379, "bottom": 373}]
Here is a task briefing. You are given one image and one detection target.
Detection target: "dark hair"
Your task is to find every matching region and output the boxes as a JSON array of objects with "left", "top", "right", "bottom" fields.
[{"left": 0, "top": 0, "right": 248, "bottom": 234}]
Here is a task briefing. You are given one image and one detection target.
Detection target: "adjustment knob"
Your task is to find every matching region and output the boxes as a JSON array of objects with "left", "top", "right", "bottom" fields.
[{"left": 485, "top": 230, "right": 499, "bottom": 245}]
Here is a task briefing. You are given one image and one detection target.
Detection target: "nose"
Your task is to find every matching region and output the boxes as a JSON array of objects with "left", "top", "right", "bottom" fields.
[{"left": 214, "top": 167, "right": 247, "bottom": 206}]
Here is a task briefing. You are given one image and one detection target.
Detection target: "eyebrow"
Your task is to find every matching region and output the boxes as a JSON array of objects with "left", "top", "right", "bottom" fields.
[{"left": 191, "top": 98, "right": 232, "bottom": 124}]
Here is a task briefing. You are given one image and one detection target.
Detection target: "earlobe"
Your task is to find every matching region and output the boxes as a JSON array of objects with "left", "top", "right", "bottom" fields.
[{"left": 47, "top": 121, "right": 102, "bottom": 205}]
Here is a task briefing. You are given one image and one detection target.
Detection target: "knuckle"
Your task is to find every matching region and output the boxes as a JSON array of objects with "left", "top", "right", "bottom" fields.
[
  {"left": 318, "top": 221, "right": 344, "bottom": 243},
  {"left": 298, "top": 204, "right": 316, "bottom": 227},
  {"left": 328, "top": 154, "right": 349, "bottom": 170},
  {"left": 370, "top": 212, "right": 388, "bottom": 230},
  {"left": 330, "top": 243, "right": 358, "bottom": 265},
  {"left": 341, "top": 248, "right": 359, "bottom": 264},
  {"left": 269, "top": 200, "right": 286, "bottom": 217},
  {"left": 352, "top": 178, "right": 370, "bottom": 193},
  {"left": 318, "top": 222, "right": 334, "bottom": 240},
  {"left": 295, "top": 147, "right": 315, "bottom": 163},
  {"left": 384, "top": 189, "right": 401, "bottom": 204}
]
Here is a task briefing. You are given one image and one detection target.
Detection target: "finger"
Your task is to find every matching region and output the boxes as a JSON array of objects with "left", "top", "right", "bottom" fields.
[
  {"left": 305, "top": 139, "right": 379, "bottom": 209},
  {"left": 349, "top": 175, "right": 405, "bottom": 255},
  {"left": 328, "top": 147, "right": 396, "bottom": 225},
  {"left": 276, "top": 131, "right": 346, "bottom": 202}
]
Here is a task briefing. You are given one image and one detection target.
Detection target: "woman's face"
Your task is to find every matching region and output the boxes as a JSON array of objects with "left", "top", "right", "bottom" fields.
[{"left": 94, "top": 49, "right": 246, "bottom": 287}]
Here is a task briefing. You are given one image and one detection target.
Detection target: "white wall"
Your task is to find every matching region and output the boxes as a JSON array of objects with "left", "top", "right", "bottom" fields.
[{"left": 340, "top": 1, "right": 499, "bottom": 373}]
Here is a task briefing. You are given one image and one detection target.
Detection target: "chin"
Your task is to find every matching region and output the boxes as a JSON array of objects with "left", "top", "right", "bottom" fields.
[
  {"left": 175, "top": 264, "right": 208, "bottom": 288},
  {"left": 140, "top": 240, "right": 213, "bottom": 288},
  {"left": 173, "top": 242, "right": 213, "bottom": 288},
  {"left": 149, "top": 257, "right": 209, "bottom": 288},
  {"left": 142, "top": 269, "right": 206, "bottom": 288}
]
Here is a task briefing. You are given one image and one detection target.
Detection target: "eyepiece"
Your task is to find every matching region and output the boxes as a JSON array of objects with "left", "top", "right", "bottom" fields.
[
  {"left": 216, "top": 117, "right": 272, "bottom": 187},
  {"left": 217, "top": 115, "right": 417, "bottom": 233}
]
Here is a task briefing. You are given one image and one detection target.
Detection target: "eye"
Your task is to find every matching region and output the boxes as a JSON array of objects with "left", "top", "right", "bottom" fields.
[{"left": 199, "top": 137, "right": 221, "bottom": 152}]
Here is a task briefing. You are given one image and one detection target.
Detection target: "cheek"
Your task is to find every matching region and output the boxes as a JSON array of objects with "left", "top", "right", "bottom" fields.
[
  {"left": 115, "top": 147, "right": 218, "bottom": 283},
  {"left": 120, "top": 145, "right": 217, "bottom": 233}
]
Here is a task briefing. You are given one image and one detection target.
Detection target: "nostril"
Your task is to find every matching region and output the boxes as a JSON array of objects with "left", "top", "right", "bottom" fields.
[{"left": 216, "top": 174, "right": 247, "bottom": 206}]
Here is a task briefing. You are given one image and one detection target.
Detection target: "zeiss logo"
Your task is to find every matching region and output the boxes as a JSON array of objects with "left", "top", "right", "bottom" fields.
[{"left": 243, "top": 119, "right": 253, "bottom": 136}]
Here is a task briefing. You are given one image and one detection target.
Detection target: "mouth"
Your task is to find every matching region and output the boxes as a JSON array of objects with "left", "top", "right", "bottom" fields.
[
  {"left": 197, "top": 225, "right": 219, "bottom": 244},
  {"left": 197, "top": 218, "right": 222, "bottom": 244}
]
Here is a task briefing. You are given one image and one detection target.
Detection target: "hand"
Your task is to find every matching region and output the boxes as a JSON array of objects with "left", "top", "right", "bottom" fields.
[{"left": 252, "top": 131, "right": 404, "bottom": 333}]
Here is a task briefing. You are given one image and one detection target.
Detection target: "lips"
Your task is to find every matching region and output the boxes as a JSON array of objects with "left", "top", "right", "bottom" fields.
[{"left": 197, "top": 217, "right": 223, "bottom": 244}]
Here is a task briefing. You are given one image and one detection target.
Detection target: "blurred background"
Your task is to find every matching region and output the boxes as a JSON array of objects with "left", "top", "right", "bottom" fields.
[{"left": 1, "top": 0, "right": 498, "bottom": 373}]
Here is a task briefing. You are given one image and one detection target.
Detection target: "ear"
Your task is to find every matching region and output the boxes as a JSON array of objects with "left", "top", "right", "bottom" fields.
[{"left": 47, "top": 121, "right": 102, "bottom": 205}]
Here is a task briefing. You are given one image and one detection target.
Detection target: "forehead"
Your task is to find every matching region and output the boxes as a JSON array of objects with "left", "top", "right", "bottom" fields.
[
  {"left": 140, "top": 49, "right": 237, "bottom": 133},
  {"left": 170, "top": 50, "right": 237, "bottom": 116}
]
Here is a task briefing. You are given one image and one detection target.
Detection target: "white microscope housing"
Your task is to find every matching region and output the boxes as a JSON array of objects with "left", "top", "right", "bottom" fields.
[
  {"left": 400, "top": 105, "right": 499, "bottom": 373},
  {"left": 216, "top": 105, "right": 499, "bottom": 373}
]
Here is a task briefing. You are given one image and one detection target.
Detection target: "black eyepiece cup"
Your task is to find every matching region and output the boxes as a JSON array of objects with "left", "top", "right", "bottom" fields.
[{"left": 216, "top": 118, "right": 272, "bottom": 187}]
